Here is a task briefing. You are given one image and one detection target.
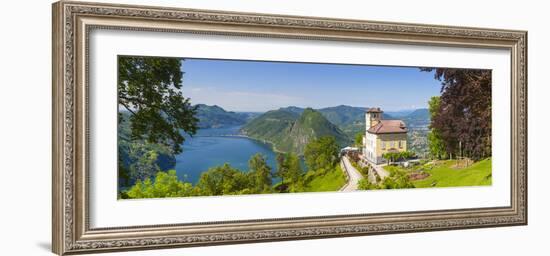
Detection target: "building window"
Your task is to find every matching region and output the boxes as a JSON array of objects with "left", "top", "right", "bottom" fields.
[
  {"left": 381, "top": 141, "right": 386, "bottom": 150},
  {"left": 399, "top": 140, "right": 403, "bottom": 148}
]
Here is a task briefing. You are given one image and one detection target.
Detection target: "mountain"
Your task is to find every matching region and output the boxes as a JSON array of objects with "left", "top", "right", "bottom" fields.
[
  {"left": 241, "top": 108, "right": 351, "bottom": 155},
  {"left": 316, "top": 105, "right": 394, "bottom": 138},
  {"left": 240, "top": 109, "right": 300, "bottom": 144},
  {"left": 237, "top": 112, "right": 262, "bottom": 121},
  {"left": 285, "top": 106, "right": 430, "bottom": 156},
  {"left": 271, "top": 105, "right": 400, "bottom": 138},
  {"left": 405, "top": 108, "right": 429, "bottom": 120},
  {"left": 195, "top": 104, "right": 251, "bottom": 128},
  {"left": 402, "top": 108, "right": 430, "bottom": 127},
  {"left": 385, "top": 109, "right": 415, "bottom": 118},
  {"left": 280, "top": 105, "right": 375, "bottom": 125},
  {"left": 195, "top": 103, "right": 430, "bottom": 155},
  {"left": 279, "top": 106, "right": 305, "bottom": 115},
  {"left": 317, "top": 105, "right": 367, "bottom": 127},
  {"left": 315, "top": 105, "right": 364, "bottom": 138}
]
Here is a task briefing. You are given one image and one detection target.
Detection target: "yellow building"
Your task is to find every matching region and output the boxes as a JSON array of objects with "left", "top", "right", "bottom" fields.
[{"left": 363, "top": 108, "right": 408, "bottom": 164}]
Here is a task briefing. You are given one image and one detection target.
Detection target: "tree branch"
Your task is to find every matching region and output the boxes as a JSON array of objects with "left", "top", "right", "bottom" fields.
[{"left": 119, "top": 101, "right": 138, "bottom": 116}]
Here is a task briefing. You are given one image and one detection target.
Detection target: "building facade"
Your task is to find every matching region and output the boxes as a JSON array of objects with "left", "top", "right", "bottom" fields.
[{"left": 363, "top": 108, "right": 408, "bottom": 164}]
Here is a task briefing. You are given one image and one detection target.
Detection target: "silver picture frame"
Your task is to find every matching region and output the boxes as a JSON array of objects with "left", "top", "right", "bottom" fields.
[{"left": 52, "top": 1, "right": 527, "bottom": 254}]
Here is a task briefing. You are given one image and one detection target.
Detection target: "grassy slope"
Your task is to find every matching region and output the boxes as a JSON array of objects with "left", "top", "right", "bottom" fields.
[
  {"left": 411, "top": 158, "right": 492, "bottom": 188},
  {"left": 304, "top": 165, "right": 346, "bottom": 192}
]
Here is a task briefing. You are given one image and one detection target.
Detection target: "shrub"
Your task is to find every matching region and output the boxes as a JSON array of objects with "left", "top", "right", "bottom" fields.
[
  {"left": 358, "top": 179, "right": 379, "bottom": 190},
  {"left": 126, "top": 170, "right": 194, "bottom": 198}
]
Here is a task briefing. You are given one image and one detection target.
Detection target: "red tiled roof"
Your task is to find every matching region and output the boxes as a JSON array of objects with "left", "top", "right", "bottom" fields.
[{"left": 367, "top": 120, "right": 407, "bottom": 134}]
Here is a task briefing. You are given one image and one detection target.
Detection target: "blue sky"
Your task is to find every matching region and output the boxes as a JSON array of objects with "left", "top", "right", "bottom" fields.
[{"left": 180, "top": 58, "right": 442, "bottom": 112}]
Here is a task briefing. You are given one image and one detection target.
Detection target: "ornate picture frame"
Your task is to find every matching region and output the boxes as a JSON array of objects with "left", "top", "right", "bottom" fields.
[{"left": 52, "top": 1, "right": 527, "bottom": 255}]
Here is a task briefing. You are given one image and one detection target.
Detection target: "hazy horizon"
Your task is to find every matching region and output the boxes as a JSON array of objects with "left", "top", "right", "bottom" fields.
[
  {"left": 179, "top": 58, "right": 442, "bottom": 112},
  {"left": 192, "top": 103, "right": 427, "bottom": 114}
]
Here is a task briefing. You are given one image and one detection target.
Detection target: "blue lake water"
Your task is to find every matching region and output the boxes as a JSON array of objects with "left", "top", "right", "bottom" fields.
[{"left": 175, "top": 126, "right": 280, "bottom": 184}]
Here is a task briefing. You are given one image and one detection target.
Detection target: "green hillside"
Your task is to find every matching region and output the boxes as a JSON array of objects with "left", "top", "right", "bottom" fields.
[
  {"left": 195, "top": 104, "right": 250, "bottom": 128},
  {"left": 318, "top": 105, "right": 366, "bottom": 126},
  {"left": 241, "top": 108, "right": 351, "bottom": 155},
  {"left": 317, "top": 105, "right": 366, "bottom": 137},
  {"left": 240, "top": 109, "right": 299, "bottom": 150},
  {"left": 317, "top": 105, "right": 394, "bottom": 138},
  {"left": 402, "top": 108, "right": 430, "bottom": 127}
]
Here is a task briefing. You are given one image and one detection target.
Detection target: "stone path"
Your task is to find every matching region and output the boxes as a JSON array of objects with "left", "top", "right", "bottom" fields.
[
  {"left": 371, "top": 163, "right": 390, "bottom": 180},
  {"left": 339, "top": 156, "right": 364, "bottom": 192}
]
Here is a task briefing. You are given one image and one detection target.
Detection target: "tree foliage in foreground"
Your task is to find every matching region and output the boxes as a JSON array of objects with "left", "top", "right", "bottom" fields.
[
  {"left": 123, "top": 136, "right": 348, "bottom": 198},
  {"left": 125, "top": 154, "right": 276, "bottom": 198},
  {"left": 427, "top": 96, "right": 448, "bottom": 159},
  {"left": 354, "top": 132, "right": 364, "bottom": 147},
  {"left": 248, "top": 153, "right": 273, "bottom": 193},
  {"left": 357, "top": 166, "right": 414, "bottom": 190},
  {"left": 382, "top": 151, "right": 416, "bottom": 163},
  {"left": 422, "top": 68, "right": 492, "bottom": 160},
  {"left": 196, "top": 164, "right": 253, "bottom": 196},
  {"left": 275, "top": 152, "right": 304, "bottom": 192},
  {"left": 304, "top": 136, "right": 339, "bottom": 174},
  {"left": 126, "top": 170, "right": 194, "bottom": 198},
  {"left": 118, "top": 56, "right": 198, "bottom": 154},
  {"left": 118, "top": 114, "right": 176, "bottom": 186}
]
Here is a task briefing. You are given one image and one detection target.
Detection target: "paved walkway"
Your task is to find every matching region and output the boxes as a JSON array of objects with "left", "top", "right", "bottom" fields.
[
  {"left": 339, "top": 156, "right": 364, "bottom": 192},
  {"left": 371, "top": 163, "right": 390, "bottom": 180}
]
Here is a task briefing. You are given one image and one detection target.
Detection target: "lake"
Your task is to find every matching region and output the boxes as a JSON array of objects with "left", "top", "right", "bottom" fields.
[{"left": 175, "top": 126, "right": 280, "bottom": 184}]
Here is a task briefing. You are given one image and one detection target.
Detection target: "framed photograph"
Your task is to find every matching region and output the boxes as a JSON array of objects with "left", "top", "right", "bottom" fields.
[{"left": 52, "top": 1, "right": 527, "bottom": 255}]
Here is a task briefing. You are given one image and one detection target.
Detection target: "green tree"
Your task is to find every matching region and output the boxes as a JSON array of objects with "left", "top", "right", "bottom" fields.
[
  {"left": 130, "top": 150, "right": 161, "bottom": 183},
  {"left": 196, "top": 164, "right": 252, "bottom": 196},
  {"left": 427, "top": 131, "right": 447, "bottom": 159},
  {"left": 304, "top": 136, "right": 339, "bottom": 173},
  {"left": 284, "top": 153, "right": 304, "bottom": 192},
  {"left": 248, "top": 153, "right": 272, "bottom": 193},
  {"left": 275, "top": 153, "right": 290, "bottom": 188},
  {"left": 382, "top": 151, "right": 415, "bottom": 164},
  {"left": 382, "top": 152, "right": 399, "bottom": 164},
  {"left": 126, "top": 170, "right": 194, "bottom": 199},
  {"left": 427, "top": 96, "right": 447, "bottom": 159},
  {"left": 379, "top": 170, "right": 415, "bottom": 189},
  {"left": 354, "top": 132, "right": 364, "bottom": 147},
  {"left": 118, "top": 112, "right": 177, "bottom": 186},
  {"left": 275, "top": 152, "right": 305, "bottom": 192},
  {"left": 422, "top": 68, "right": 492, "bottom": 160},
  {"left": 118, "top": 56, "right": 199, "bottom": 154},
  {"left": 360, "top": 166, "right": 415, "bottom": 190},
  {"left": 358, "top": 179, "right": 379, "bottom": 190}
]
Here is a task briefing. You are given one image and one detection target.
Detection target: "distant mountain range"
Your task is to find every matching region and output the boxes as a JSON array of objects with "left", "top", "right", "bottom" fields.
[
  {"left": 241, "top": 108, "right": 351, "bottom": 155},
  {"left": 195, "top": 104, "right": 259, "bottom": 128},
  {"left": 384, "top": 109, "right": 416, "bottom": 117},
  {"left": 401, "top": 108, "right": 430, "bottom": 127},
  {"left": 279, "top": 105, "right": 395, "bottom": 138},
  {"left": 193, "top": 104, "right": 430, "bottom": 156}
]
